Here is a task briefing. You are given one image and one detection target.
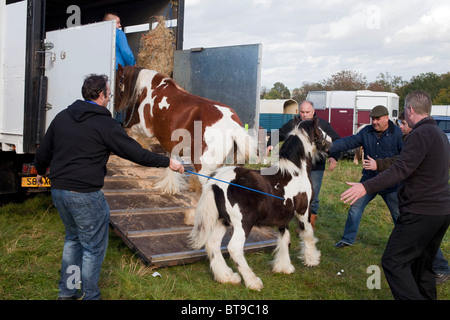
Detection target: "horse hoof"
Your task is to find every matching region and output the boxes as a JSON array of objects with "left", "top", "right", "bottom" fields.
[
  {"left": 245, "top": 277, "right": 263, "bottom": 291},
  {"left": 215, "top": 272, "right": 241, "bottom": 285},
  {"left": 183, "top": 208, "right": 195, "bottom": 225},
  {"left": 303, "top": 260, "right": 320, "bottom": 267},
  {"left": 228, "top": 272, "right": 242, "bottom": 284},
  {"left": 301, "top": 253, "right": 321, "bottom": 267},
  {"left": 274, "top": 266, "right": 295, "bottom": 274},
  {"left": 272, "top": 264, "right": 295, "bottom": 274}
]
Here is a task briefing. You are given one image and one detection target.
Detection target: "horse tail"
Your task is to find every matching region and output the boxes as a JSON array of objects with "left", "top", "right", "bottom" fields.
[
  {"left": 188, "top": 183, "right": 219, "bottom": 250},
  {"left": 231, "top": 125, "right": 259, "bottom": 164},
  {"left": 154, "top": 167, "right": 187, "bottom": 195}
]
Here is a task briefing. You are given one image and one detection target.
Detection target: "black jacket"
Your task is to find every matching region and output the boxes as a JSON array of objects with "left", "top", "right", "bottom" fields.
[
  {"left": 35, "top": 100, "right": 170, "bottom": 192},
  {"left": 268, "top": 115, "right": 341, "bottom": 171},
  {"left": 363, "top": 117, "right": 450, "bottom": 216}
]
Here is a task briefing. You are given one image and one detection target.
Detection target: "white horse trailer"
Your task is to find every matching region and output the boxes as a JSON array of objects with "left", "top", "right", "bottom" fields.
[
  {"left": 431, "top": 105, "right": 450, "bottom": 116},
  {"left": 306, "top": 90, "right": 399, "bottom": 138}
]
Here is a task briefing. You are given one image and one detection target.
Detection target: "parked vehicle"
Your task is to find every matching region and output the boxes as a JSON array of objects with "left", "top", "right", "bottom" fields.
[
  {"left": 306, "top": 90, "right": 399, "bottom": 138},
  {"left": 259, "top": 99, "right": 298, "bottom": 133},
  {"left": 431, "top": 105, "right": 450, "bottom": 117},
  {"left": 431, "top": 105, "right": 450, "bottom": 143},
  {"left": 433, "top": 116, "right": 450, "bottom": 143},
  {"left": 0, "top": 0, "right": 185, "bottom": 194}
]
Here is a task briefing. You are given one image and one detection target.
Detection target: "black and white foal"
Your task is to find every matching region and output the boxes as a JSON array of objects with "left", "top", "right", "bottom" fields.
[{"left": 189, "top": 117, "right": 332, "bottom": 290}]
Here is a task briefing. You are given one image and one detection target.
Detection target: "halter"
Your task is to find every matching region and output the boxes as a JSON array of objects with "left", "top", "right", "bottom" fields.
[
  {"left": 117, "top": 70, "right": 136, "bottom": 128},
  {"left": 320, "top": 132, "right": 329, "bottom": 146},
  {"left": 122, "top": 103, "right": 137, "bottom": 128},
  {"left": 118, "top": 72, "right": 125, "bottom": 93}
]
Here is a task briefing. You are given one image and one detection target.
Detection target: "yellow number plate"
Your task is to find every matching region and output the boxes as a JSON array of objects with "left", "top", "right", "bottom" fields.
[{"left": 21, "top": 176, "right": 51, "bottom": 187}]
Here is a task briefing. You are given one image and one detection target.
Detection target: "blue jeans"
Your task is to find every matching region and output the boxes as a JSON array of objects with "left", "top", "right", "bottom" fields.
[
  {"left": 340, "top": 191, "right": 400, "bottom": 245},
  {"left": 310, "top": 170, "right": 324, "bottom": 216},
  {"left": 52, "top": 189, "right": 110, "bottom": 300},
  {"left": 433, "top": 248, "right": 450, "bottom": 274}
]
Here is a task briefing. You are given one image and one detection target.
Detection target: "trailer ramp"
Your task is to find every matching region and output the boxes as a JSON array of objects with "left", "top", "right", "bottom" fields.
[{"left": 104, "top": 155, "right": 278, "bottom": 268}]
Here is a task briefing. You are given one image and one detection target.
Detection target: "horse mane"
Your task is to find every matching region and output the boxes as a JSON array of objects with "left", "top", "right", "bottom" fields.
[
  {"left": 279, "top": 134, "right": 306, "bottom": 171},
  {"left": 277, "top": 119, "right": 317, "bottom": 175},
  {"left": 115, "top": 66, "right": 145, "bottom": 112}
]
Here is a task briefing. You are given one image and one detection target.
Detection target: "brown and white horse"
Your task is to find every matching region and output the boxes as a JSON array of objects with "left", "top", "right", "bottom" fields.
[
  {"left": 115, "top": 66, "right": 257, "bottom": 195},
  {"left": 189, "top": 117, "right": 332, "bottom": 290}
]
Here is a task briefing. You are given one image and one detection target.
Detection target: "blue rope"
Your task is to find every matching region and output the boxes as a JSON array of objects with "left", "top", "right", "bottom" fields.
[{"left": 186, "top": 170, "right": 285, "bottom": 200}]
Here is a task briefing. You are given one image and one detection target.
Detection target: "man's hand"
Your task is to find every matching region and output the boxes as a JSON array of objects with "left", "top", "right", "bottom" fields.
[
  {"left": 340, "top": 182, "right": 367, "bottom": 205},
  {"left": 327, "top": 157, "right": 337, "bottom": 171},
  {"left": 169, "top": 158, "right": 184, "bottom": 174},
  {"left": 36, "top": 175, "right": 44, "bottom": 187},
  {"left": 363, "top": 155, "right": 377, "bottom": 171}
]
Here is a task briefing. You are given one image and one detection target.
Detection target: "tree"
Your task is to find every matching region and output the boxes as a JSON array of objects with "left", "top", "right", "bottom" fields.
[
  {"left": 260, "top": 86, "right": 269, "bottom": 99},
  {"left": 368, "top": 72, "right": 406, "bottom": 92},
  {"left": 320, "top": 70, "right": 367, "bottom": 91},
  {"left": 263, "top": 82, "right": 290, "bottom": 100},
  {"left": 396, "top": 72, "right": 445, "bottom": 109},
  {"left": 292, "top": 82, "right": 325, "bottom": 103},
  {"left": 432, "top": 72, "right": 450, "bottom": 105},
  {"left": 433, "top": 87, "right": 450, "bottom": 105}
]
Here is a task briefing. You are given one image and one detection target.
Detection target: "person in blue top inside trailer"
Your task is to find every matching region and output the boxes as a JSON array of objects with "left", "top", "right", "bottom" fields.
[{"left": 103, "top": 12, "right": 136, "bottom": 124}]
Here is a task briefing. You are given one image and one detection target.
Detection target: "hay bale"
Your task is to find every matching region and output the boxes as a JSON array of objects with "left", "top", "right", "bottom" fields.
[{"left": 137, "top": 16, "right": 175, "bottom": 77}]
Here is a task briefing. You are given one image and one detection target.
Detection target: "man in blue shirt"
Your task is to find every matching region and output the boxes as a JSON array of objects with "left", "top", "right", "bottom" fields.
[
  {"left": 104, "top": 12, "right": 136, "bottom": 123},
  {"left": 330, "top": 105, "right": 404, "bottom": 248}
]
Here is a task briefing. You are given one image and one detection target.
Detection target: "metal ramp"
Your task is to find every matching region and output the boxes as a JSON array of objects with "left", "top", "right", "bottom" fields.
[{"left": 104, "top": 154, "right": 278, "bottom": 268}]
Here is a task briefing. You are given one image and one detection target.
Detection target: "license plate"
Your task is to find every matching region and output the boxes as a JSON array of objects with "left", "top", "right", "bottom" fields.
[{"left": 21, "top": 176, "right": 51, "bottom": 187}]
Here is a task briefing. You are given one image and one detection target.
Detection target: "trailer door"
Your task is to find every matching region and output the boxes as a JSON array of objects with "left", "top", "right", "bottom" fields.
[
  {"left": 44, "top": 21, "right": 116, "bottom": 130},
  {"left": 356, "top": 95, "right": 388, "bottom": 128},
  {"left": 173, "top": 44, "right": 261, "bottom": 130}
]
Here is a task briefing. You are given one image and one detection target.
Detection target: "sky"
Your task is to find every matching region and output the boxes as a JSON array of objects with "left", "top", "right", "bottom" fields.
[{"left": 183, "top": 0, "right": 450, "bottom": 91}]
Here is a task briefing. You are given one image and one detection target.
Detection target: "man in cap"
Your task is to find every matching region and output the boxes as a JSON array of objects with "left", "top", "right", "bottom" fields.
[
  {"left": 341, "top": 91, "right": 450, "bottom": 299},
  {"left": 329, "top": 105, "right": 404, "bottom": 248}
]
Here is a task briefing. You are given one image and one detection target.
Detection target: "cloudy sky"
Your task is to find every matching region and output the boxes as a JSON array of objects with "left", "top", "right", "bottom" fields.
[{"left": 183, "top": 0, "right": 450, "bottom": 90}]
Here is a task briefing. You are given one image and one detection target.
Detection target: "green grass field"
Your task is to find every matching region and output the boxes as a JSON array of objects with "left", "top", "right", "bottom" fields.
[{"left": 0, "top": 160, "right": 448, "bottom": 300}]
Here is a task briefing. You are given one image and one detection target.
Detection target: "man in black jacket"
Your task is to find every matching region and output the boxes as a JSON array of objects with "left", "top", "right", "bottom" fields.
[
  {"left": 341, "top": 91, "right": 450, "bottom": 300},
  {"left": 35, "top": 74, "right": 183, "bottom": 300},
  {"left": 267, "top": 101, "right": 341, "bottom": 229}
]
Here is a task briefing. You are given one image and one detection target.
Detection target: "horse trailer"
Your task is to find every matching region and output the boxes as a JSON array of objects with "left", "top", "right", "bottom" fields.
[
  {"left": 1, "top": 0, "right": 186, "bottom": 194},
  {"left": 1, "top": 0, "right": 262, "bottom": 195},
  {"left": 306, "top": 90, "right": 399, "bottom": 138}
]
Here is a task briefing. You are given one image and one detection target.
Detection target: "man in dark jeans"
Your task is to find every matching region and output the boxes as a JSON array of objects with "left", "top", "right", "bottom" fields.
[
  {"left": 341, "top": 91, "right": 450, "bottom": 300},
  {"left": 35, "top": 74, "right": 184, "bottom": 300},
  {"left": 330, "top": 105, "right": 404, "bottom": 248},
  {"left": 267, "top": 101, "right": 341, "bottom": 229},
  {"left": 364, "top": 112, "right": 450, "bottom": 285}
]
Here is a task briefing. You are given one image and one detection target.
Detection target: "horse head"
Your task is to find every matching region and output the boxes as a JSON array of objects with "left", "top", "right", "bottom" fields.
[
  {"left": 299, "top": 117, "right": 332, "bottom": 160},
  {"left": 279, "top": 117, "right": 332, "bottom": 171},
  {"left": 114, "top": 65, "right": 145, "bottom": 128}
]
